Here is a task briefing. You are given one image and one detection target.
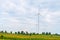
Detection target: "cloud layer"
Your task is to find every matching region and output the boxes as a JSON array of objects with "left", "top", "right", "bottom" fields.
[{"left": 0, "top": 0, "right": 60, "bottom": 33}]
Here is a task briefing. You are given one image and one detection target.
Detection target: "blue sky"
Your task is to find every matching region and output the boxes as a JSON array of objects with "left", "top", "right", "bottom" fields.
[{"left": 0, "top": 0, "right": 60, "bottom": 33}]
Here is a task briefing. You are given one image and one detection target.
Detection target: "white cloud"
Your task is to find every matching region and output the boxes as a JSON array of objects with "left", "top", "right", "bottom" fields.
[
  {"left": 40, "top": 8, "right": 49, "bottom": 16},
  {"left": 1, "top": 0, "right": 16, "bottom": 10},
  {"left": 0, "top": 0, "right": 60, "bottom": 33}
]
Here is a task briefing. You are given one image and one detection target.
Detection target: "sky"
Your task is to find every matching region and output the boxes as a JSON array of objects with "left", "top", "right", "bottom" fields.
[{"left": 0, "top": 0, "right": 60, "bottom": 33}]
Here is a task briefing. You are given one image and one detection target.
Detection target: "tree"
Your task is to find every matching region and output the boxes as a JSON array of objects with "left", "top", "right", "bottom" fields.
[
  {"left": 26, "top": 31, "right": 29, "bottom": 35},
  {"left": 5, "top": 31, "right": 7, "bottom": 33},
  {"left": 49, "top": 32, "right": 51, "bottom": 35},
  {"left": 30, "top": 33, "right": 32, "bottom": 36},
  {"left": 55, "top": 33, "right": 57, "bottom": 35},
  {"left": 21, "top": 31, "right": 25, "bottom": 34},
  {"left": 46, "top": 32, "right": 49, "bottom": 35},
  {"left": 42, "top": 32, "right": 45, "bottom": 35},
  {"left": 15, "top": 32, "right": 17, "bottom": 34},
  {"left": 32, "top": 32, "right": 35, "bottom": 35},
  {"left": 10, "top": 31, "right": 12, "bottom": 34},
  {"left": 18, "top": 31, "right": 20, "bottom": 34},
  {"left": 36, "top": 33, "right": 39, "bottom": 35},
  {"left": 0, "top": 31, "right": 4, "bottom": 33}
]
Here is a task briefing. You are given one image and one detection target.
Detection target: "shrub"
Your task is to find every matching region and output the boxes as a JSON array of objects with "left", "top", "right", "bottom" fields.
[{"left": 0, "top": 35, "right": 4, "bottom": 39}]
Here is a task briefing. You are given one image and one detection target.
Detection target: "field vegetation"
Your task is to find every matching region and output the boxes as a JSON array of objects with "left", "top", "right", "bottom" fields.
[{"left": 0, "top": 31, "right": 60, "bottom": 40}]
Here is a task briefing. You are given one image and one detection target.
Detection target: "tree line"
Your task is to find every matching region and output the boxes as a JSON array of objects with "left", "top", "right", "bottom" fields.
[{"left": 0, "top": 31, "right": 59, "bottom": 36}]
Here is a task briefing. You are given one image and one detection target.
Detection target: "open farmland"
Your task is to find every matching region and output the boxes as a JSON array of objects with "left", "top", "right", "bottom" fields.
[{"left": 0, "top": 33, "right": 60, "bottom": 40}]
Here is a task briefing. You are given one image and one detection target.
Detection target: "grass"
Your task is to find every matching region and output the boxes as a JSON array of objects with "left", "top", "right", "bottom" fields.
[{"left": 0, "top": 33, "right": 60, "bottom": 40}]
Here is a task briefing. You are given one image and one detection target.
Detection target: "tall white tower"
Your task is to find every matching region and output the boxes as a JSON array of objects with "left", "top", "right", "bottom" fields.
[
  {"left": 37, "top": 5, "right": 41, "bottom": 33},
  {"left": 37, "top": 12, "right": 40, "bottom": 33}
]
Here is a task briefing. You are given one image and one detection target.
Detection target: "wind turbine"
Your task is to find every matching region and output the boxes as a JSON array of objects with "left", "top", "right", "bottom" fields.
[
  {"left": 37, "top": 12, "right": 40, "bottom": 33},
  {"left": 37, "top": 8, "right": 40, "bottom": 33}
]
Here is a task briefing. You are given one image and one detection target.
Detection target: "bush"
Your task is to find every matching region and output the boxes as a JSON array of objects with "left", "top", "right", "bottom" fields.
[{"left": 0, "top": 35, "right": 4, "bottom": 39}]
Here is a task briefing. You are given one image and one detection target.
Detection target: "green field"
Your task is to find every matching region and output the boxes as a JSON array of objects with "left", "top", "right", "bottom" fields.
[{"left": 0, "top": 33, "right": 60, "bottom": 40}]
